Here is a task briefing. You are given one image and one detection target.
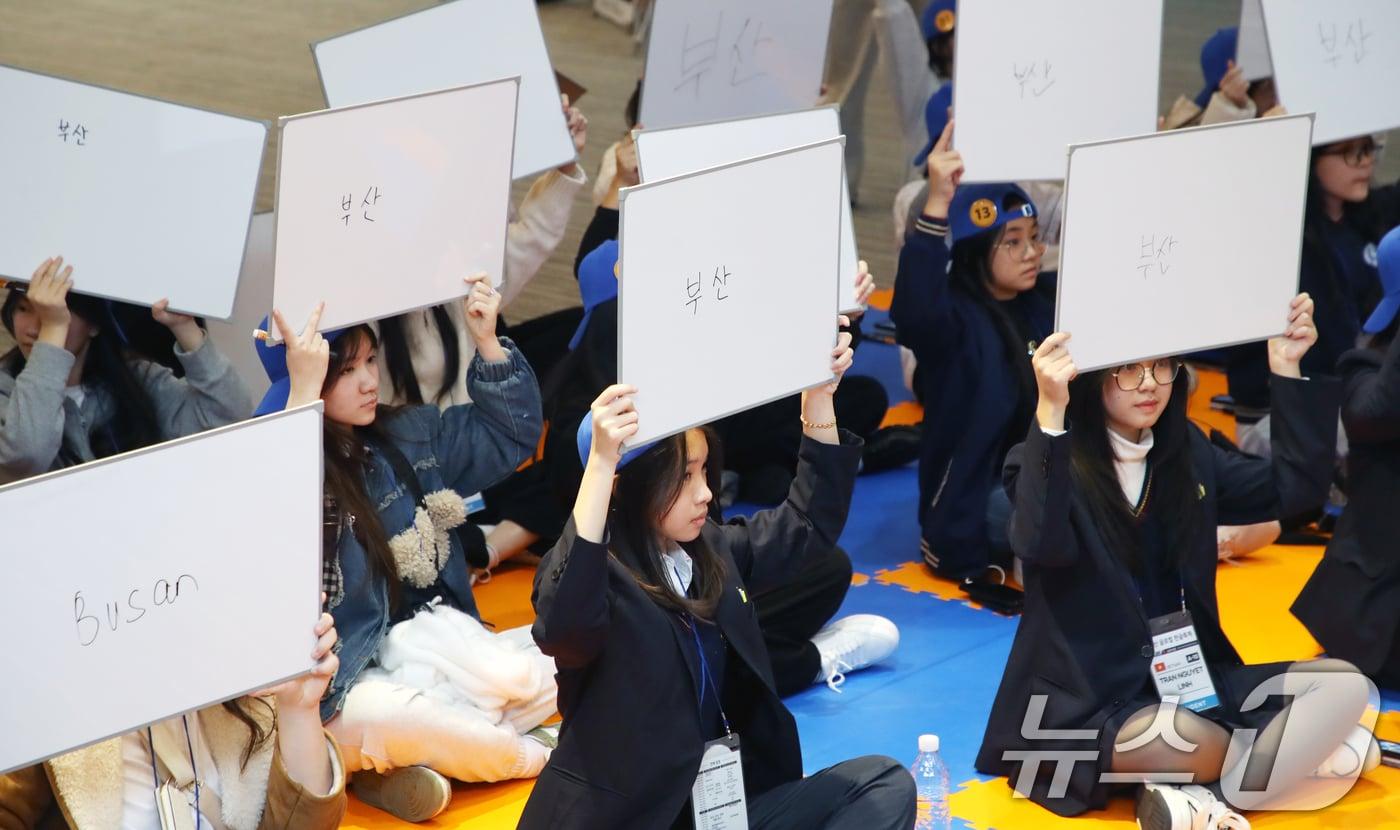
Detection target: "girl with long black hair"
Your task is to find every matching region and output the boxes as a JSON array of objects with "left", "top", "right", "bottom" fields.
[
  {"left": 521, "top": 320, "right": 915, "bottom": 829},
  {"left": 0, "top": 256, "right": 251, "bottom": 484},
  {"left": 977, "top": 301, "right": 1383, "bottom": 828}
]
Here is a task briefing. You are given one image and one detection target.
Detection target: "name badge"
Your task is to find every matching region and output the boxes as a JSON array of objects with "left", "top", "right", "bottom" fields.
[
  {"left": 1148, "top": 610, "right": 1219, "bottom": 712},
  {"left": 463, "top": 491, "right": 486, "bottom": 515},
  {"left": 691, "top": 733, "right": 748, "bottom": 830}
]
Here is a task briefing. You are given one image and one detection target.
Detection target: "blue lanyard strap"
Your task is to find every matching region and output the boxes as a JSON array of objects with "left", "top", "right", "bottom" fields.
[{"left": 684, "top": 614, "right": 733, "bottom": 737}]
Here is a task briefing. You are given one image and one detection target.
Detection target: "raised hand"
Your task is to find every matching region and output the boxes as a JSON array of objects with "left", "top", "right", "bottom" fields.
[
  {"left": 152, "top": 299, "right": 205, "bottom": 352},
  {"left": 588, "top": 383, "right": 640, "bottom": 465},
  {"left": 272, "top": 303, "right": 330, "bottom": 409},
  {"left": 1032, "top": 332, "right": 1077, "bottom": 431},
  {"left": 462, "top": 273, "right": 504, "bottom": 361},
  {"left": 1219, "top": 60, "right": 1249, "bottom": 109},
  {"left": 27, "top": 257, "right": 74, "bottom": 348},
  {"left": 923, "top": 119, "right": 963, "bottom": 219},
  {"left": 1268, "top": 293, "right": 1316, "bottom": 378}
]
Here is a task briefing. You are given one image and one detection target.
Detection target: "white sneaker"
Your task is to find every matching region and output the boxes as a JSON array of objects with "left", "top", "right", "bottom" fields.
[
  {"left": 351, "top": 766, "right": 452, "bottom": 823},
  {"left": 811, "top": 614, "right": 899, "bottom": 693},
  {"left": 1313, "top": 725, "right": 1382, "bottom": 778},
  {"left": 1136, "top": 783, "right": 1249, "bottom": 830}
]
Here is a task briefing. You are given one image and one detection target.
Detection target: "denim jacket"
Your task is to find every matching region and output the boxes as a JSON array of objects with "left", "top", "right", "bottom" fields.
[{"left": 320, "top": 338, "right": 541, "bottom": 721}]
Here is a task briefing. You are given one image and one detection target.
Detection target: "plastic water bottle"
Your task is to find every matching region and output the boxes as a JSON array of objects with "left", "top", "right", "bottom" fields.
[{"left": 912, "top": 733, "right": 951, "bottom": 830}]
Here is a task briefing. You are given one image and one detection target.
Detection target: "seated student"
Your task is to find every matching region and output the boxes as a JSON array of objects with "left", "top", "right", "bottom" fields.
[
  {"left": 977, "top": 298, "right": 1384, "bottom": 827},
  {"left": 521, "top": 327, "right": 915, "bottom": 829},
  {"left": 891, "top": 122, "right": 1053, "bottom": 590},
  {"left": 0, "top": 613, "right": 347, "bottom": 829},
  {"left": 541, "top": 242, "right": 899, "bottom": 697},
  {"left": 372, "top": 94, "right": 590, "bottom": 572},
  {"left": 0, "top": 256, "right": 252, "bottom": 485},
  {"left": 1163, "top": 28, "right": 1280, "bottom": 131},
  {"left": 1227, "top": 134, "right": 1400, "bottom": 455},
  {"left": 1294, "top": 227, "right": 1400, "bottom": 689},
  {"left": 258, "top": 277, "right": 554, "bottom": 823}
]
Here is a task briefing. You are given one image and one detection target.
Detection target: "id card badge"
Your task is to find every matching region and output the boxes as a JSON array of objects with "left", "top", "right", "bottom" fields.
[
  {"left": 463, "top": 491, "right": 487, "bottom": 515},
  {"left": 1148, "top": 609, "right": 1220, "bottom": 712},
  {"left": 691, "top": 733, "right": 748, "bottom": 830},
  {"left": 155, "top": 781, "right": 199, "bottom": 830}
]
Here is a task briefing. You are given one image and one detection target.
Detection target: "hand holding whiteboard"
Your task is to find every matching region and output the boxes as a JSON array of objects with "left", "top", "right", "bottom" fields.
[
  {"left": 270, "top": 79, "right": 517, "bottom": 340},
  {"left": 633, "top": 106, "right": 862, "bottom": 314},
  {"left": 618, "top": 139, "right": 844, "bottom": 447},
  {"left": 313, "top": 0, "right": 575, "bottom": 179},
  {"left": 1055, "top": 115, "right": 1314, "bottom": 371},
  {"left": 950, "top": 0, "right": 1162, "bottom": 182},
  {"left": 1262, "top": 0, "right": 1400, "bottom": 143},
  {"left": 0, "top": 405, "right": 323, "bottom": 775},
  {"left": 640, "top": 0, "right": 835, "bottom": 130},
  {"left": 0, "top": 64, "right": 265, "bottom": 319}
]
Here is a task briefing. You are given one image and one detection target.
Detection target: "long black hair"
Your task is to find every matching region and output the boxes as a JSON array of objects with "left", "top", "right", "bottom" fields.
[
  {"left": 610, "top": 426, "right": 727, "bottom": 620},
  {"left": 948, "top": 193, "right": 1040, "bottom": 447},
  {"left": 319, "top": 325, "right": 403, "bottom": 611},
  {"left": 1065, "top": 366, "right": 1201, "bottom": 574},
  {"left": 376, "top": 307, "right": 461, "bottom": 406},
  {"left": 1302, "top": 141, "right": 1389, "bottom": 319},
  {"left": 1, "top": 290, "right": 161, "bottom": 460}
]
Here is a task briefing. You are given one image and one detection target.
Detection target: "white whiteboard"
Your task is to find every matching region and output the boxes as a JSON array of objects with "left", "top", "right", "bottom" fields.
[
  {"left": 618, "top": 140, "right": 843, "bottom": 447},
  {"left": 0, "top": 405, "right": 323, "bottom": 775},
  {"left": 950, "top": 0, "right": 1163, "bottom": 182},
  {"left": 639, "top": 0, "right": 835, "bottom": 130},
  {"left": 0, "top": 65, "right": 266, "bottom": 319},
  {"left": 313, "top": 0, "right": 574, "bottom": 180},
  {"left": 633, "top": 107, "right": 860, "bottom": 314},
  {"left": 272, "top": 79, "right": 517, "bottom": 340},
  {"left": 1056, "top": 115, "right": 1314, "bottom": 371},
  {"left": 206, "top": 211, "right": 273, "bottom": 400},
  {"left": 1238, "top": 0, "right": 1274, "bottom": 81},
  {"left": 1262, "top": 0, "right": 1400, "bottom": 144}
]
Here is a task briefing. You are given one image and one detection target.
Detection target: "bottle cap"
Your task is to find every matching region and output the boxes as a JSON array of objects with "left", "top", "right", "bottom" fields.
[{"left": 919, "top": 734, "right": 939, "bottom": 753}]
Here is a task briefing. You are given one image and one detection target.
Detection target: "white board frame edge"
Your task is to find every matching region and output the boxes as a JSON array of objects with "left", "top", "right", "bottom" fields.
[
  {"left": 630, "top": 104, "right": 864, "bottom": 314},
  {"left": 307, "top": 0, "right": 578, "bottom": 180},
  {"left": 615, "top": 136, "right": 845, "bottom": 450},
  {"left": 0, "top": 402, "right": 325, "bottom": 776},
  {"left": 267, "top": 76, "right": 523, "bottom": 343},
  {"left": 1052, "top": 112, "right": 1315, "bottom": 371},
  {"left": 0, "top": 62, "right": 269, "bottom": 322},
  {"left": 948, "top": 0, "right": 1167, "bottom": 184}
]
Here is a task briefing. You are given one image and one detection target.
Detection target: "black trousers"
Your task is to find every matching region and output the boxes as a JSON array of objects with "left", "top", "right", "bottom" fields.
[
  {"left": 713, "top": 377, "right": 889, "bottom": 476},
  {"left": 753, "top": 545, "right": 854, "bottom": 696},
  {"left": 748, "top": 756, "right": 917, "bottom": 830}
]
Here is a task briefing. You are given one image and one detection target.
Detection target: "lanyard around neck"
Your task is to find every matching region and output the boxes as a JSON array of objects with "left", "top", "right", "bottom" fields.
[{"left": 147, "top": 714, "right": 201, "bottom": 830}]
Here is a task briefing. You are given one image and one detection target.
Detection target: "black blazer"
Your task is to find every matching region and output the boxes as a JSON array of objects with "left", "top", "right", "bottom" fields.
[
  {"left": 520, "top": 433, "right": 864, "bottom": 830},
  {"left": 1293, "top": 337, "right": 1400, "bottom": 677},
  {"left": 974, "top": 375, "right": 1339, "bottom": 816}
]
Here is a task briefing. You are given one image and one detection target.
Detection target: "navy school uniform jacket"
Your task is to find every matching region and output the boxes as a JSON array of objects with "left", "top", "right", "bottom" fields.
[
  {"left": 974, "top": 374, "right": 1340, "bottom": 815},
  {"left": 521, "top": 433, "right": 864, "bottom": 830},
  {"left": 1293, "top": 335, "right": 1400, "bottom": 678},
  {"left": 1228, "top": 182, "right": 1400, "bottom": 410},
  {"left": 890, "top": 220, "right": 1054, "bottom": 577}
]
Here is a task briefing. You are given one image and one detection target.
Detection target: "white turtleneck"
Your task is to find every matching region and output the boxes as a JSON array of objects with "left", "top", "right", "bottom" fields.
[{"left": 1109, "top": 427, "right": 1154, "bottom": 507}]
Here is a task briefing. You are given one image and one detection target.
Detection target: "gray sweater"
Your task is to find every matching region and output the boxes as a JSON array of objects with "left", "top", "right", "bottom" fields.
[{"left": 0, "top": 339, "right": 253, "bottom": 484}]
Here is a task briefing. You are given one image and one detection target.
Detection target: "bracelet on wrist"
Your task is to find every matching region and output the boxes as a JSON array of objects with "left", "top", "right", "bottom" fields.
[{"left": 800, "top": 416, "right": 837, "bottom": 430}]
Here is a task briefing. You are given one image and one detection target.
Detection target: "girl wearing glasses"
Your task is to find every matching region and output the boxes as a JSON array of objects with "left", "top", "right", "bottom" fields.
[
  {"left": 891, "top": 120, "right": 1053, "bottom": 591},
  {"left": 1227, "top": 133, "right": 1400, "bottom": 456},
  {"left": 977, "top": 299, "right": 1383, "bottom": 828}
]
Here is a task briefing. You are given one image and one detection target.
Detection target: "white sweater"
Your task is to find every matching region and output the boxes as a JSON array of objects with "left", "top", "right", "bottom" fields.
[{"left": 378, "top": 165, "right": 586, "bottom": 407}]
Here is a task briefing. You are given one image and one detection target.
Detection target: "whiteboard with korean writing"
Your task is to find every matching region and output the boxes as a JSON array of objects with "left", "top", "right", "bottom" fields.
[
  {"left": 639, "top": 0, "right": 835, "bottom": 130},
  {"left": 1055, "top": 115, "right": 1313, "bottom": 371},
  {"left": 950, "top": 0, "right": 1163, "bottom": 182},
  {"left": 618, "top": 139, "right": 842, "bottom": 447},
  {"left": 1238, "top": 0, "right": 1273, "bottom": 81},
  {"left": 0, "top": 405, "right": 323, "bottom": 775},
  {"left": 0, "top": 64, "right": 265, "bottom": 319},
  {"left": 206, "top": 211, "right": 272, "bottom": 400},
  {"left": 1262, "top": 0, "right": 1400, "bottom": 143},
  {"left": 633, "top": 107, "right": 861, "bottom": 313},
  {"left": 313, "top": 0, "right": 573, "bottom": 179},
  {"left": 271, "top": 79, "right": 517, "bottom": 339}
]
